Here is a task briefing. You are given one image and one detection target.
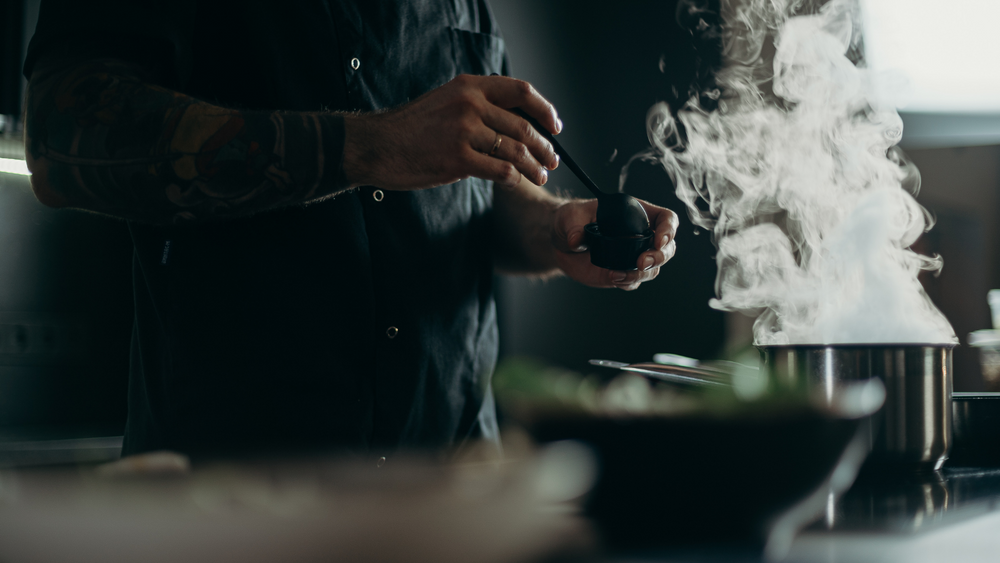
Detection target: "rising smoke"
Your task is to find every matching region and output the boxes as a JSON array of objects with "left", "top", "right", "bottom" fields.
[{"left": 639, "top": 0, "right": 956, "bottom": 345}]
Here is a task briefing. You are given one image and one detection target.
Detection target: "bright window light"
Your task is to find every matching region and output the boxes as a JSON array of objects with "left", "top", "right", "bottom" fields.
[
  {"left": 862, "top": 0, "right": 1000, "bottom": 113},
  {"left": 0, "top": 157, "right": 31, "bottom": 176}
]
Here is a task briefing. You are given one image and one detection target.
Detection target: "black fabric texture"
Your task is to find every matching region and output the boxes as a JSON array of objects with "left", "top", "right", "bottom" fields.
[{"left": 25, "top": 0, "right": 507, "bottom": 460}]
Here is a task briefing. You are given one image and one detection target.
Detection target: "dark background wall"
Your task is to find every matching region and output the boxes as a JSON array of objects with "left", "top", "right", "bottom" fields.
[
  {"left": 490, "top": 0, "right": 728, "bottom": 373},
  {"left": 0, "top": 0, "right": 25, "bottom": 116},
  {"left": 0, "top": 167, "right": 133, "bottom": 439},
  {"left": 907, "top": 145, "right": 1000, "bottom": 391},
  {"left": 0, "top": 0, "right": 132, "bottom": 439}
]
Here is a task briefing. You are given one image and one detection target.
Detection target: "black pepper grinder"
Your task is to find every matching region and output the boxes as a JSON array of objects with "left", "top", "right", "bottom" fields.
[{"left": 512, "top": 108, "right": 654, "bottom": 270}]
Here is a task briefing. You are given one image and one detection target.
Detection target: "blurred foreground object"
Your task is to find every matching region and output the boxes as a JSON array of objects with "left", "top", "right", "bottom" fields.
[
  {"left": 95, "top": 451, "right": 191, "bottom": 477},
  {"left": 0, "top": 447, "right": 591, "bottom": 563},
  {"left": 493, "top": 358, "right": 883, "bottom": 560}
]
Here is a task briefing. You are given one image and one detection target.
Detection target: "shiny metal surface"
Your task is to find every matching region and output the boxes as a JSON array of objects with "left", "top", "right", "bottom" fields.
[
  {"left": 812, "top": 467, "right": 1000, "bottom": 534},
  {"left": 587, "top": 359, "right": 729, "bottom": 386},
  {"left": 759, "top": 345, "right": 954, "bottom": 470}
]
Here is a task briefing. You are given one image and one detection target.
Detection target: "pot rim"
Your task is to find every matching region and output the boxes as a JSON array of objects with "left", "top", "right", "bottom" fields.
[
  {"left": 953, "top": 392, "right": 1000, "bottom": 399},
  {"left": 755, "top": 342, "right": 957, "bottom": 350}
]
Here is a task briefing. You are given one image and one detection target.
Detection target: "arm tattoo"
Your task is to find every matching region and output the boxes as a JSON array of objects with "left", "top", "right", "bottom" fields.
[{"left": 26, "top": 59, "right": 346, "bottom": 224}]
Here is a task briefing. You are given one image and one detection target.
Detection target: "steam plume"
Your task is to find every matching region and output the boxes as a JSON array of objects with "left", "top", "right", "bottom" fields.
[{"left": 639, "top": 0, "right": 956, "bottom": 345}]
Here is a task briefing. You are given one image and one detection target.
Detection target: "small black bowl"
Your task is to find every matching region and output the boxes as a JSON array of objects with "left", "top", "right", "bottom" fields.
[{"left": 584, "top": 223, "right": 654, "bottom": 271}]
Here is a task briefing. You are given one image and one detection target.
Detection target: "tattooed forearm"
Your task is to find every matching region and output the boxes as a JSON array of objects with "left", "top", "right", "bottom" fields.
[{"left": 25, "top": 57, "right": 347, "bottom": 224}]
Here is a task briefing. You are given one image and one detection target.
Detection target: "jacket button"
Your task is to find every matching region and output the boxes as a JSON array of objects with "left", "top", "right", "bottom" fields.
[
  {"left": 351, "top": 57, "right": 361, "bottom": 70},
  {"left": 373, "top": 189, "right": 384, "bottom": 202},
  {"left": 386, "top": 326, "right": 399, "bottom": 339}
]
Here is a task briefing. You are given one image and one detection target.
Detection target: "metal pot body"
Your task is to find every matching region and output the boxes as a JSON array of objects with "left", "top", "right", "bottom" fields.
[{"left": 759, "top": 344, "right": 953, "bottom": 471}]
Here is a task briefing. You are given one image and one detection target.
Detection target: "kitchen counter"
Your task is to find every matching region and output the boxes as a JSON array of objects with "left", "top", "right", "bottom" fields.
[
  {"left": 0, "top": 445, "right": 594, "bottom": 563},
  {"left": 3, "top": 436, "right": 1000, "bottom": 563},
  {"left": 782, "top": 466, "right": 1000, "bottom": 563},
  {"left": 598, "top": 466, "right": 1000, "bottom": 563},
  {"left": 0, "top": 435, "right": 122, "bottom": 468}
]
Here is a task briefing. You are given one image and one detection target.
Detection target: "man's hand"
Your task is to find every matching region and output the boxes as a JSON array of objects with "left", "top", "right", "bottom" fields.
[
  {"left": 343, "top": 74, "right": 561, "bottom": 190},
  {"left": 551, "top": 198, "right": 678, "bottom": 290},
  {"left": 493, "top": 174, "right": 679, "bottom": 290}
]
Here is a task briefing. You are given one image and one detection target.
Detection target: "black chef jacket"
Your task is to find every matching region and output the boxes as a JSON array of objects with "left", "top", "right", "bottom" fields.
[{"left": 24, "top": 0, "right": 507, "bottom": 460}]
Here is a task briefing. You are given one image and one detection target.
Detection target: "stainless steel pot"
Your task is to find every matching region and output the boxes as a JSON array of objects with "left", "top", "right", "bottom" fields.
[{"left": 758, "top": 344, "right": 954, "bottom": 471}]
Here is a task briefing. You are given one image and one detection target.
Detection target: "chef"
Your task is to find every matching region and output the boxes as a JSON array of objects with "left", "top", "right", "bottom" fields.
[{"left": 21, "top": 0, "right": 678, "bottom": 461}]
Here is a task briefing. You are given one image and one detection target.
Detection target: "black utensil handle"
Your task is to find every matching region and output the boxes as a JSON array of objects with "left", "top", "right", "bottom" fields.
[
  {"left": 509, "top": 107, "right": 605, "bottom": 199},
  {"left": 487, "top": 73, "right": 605, "bottom": 197}
]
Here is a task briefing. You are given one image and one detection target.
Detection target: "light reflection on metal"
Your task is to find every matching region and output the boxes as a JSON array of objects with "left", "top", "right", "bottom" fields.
[
  {"left": 822, "top": 469, "right": 972, "bottom": 533},
  {"left": 824, "top": 347, "right": 835, "bottom": 404},
  {"left": 924, "top": 348, "right": 936, "bottom": 459},
  {"left": 825, "top": 489, "right": 836, "bottom": 529},
  {"left": 759, "top": 344, "right": 953, "bottom": 469}
]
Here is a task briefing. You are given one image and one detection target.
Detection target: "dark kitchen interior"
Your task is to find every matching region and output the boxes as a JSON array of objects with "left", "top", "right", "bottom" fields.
[
  {"left": 492, "top": 0, "right": 1000, "bottom": 393},
  {"left": 2, "top": 0, "right": 997, "bottom": 441},
  {"left": 3, "top": 0, "right": 1000, "bottom": 561},
  {"left": 0, "top": 0, "right": 133, "bottom": 441},
  {"left": 0, "top": 0, "right": 736, "bottom": 443}
]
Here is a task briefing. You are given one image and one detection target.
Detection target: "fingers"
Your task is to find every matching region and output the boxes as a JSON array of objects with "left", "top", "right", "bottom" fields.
[
  {"left": 477, "top": 130, "right": 549, "bottom": 186},
  {"left": 465, "top": 148, "right": 522, "bottom": 188},
  {"left": 604, "top": 234, "right": 676, "bottom": 290},
  {"left": 482, "top": 105, "right": 559, "bottom": 171},
  {"left": 553, "top": 198, "right": 680, "bottom": 291},
  {"left": 634, "top": 224, "right": 678, "bottom": 272},
  {"left": 360, "top": 74, "right": 561, "bottom": 191},
  {"left": 607, "top": 256, "right": 665, "bottom": 291},
  {"left": 643, "top": 202, "right": 680, "bottom": 248},
  {"left": 480, "top": 76, "right": 562, "bottom": 136},
  {"left": 609, "top": 201, "right": 678, "bottom": 290},
  {"left": 450, "top": 75, "right": 560, "bottom": 186},
  {"left": 557, "top": 250, "right": 660, "bottom": 290}
]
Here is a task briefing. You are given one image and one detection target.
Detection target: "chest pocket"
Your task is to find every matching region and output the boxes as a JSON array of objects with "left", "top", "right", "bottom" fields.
[{"left": 449, "top": 28, "right": 506, "bottom": 77}]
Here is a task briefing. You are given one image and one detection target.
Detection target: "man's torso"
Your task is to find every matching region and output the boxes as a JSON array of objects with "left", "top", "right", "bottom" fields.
[{"left": 27, "top": 0, "right": 507, "bottom": 459}]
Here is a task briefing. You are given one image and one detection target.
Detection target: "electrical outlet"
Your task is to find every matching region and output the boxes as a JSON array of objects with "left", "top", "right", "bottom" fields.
[{"left": 0, "top": 314, "right": 86, "bottom": 365}]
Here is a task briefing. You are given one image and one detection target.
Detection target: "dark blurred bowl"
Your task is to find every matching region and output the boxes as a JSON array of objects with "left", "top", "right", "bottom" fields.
[
  {"left": 949, "top": 392, "right": 1000, "bottom": 466},
  {"left": 526, "top": 404, "right": 872, "bottom": 552}
]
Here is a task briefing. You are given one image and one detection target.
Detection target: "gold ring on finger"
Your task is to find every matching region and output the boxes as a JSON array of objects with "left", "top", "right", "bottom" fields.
[{"left": 488, "top": 132, "right": 502, "bottom": 156}]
